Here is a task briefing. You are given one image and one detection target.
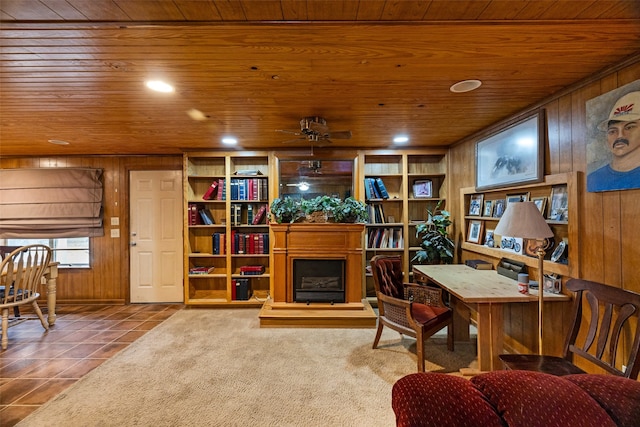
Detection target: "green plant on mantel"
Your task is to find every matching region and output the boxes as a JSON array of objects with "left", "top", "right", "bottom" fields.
[
  {"left": 269, "top": 196, "right": 368, "bottom": 224},
  {"left": 269, "top": 197, "right": 303, "bottom": 224},
  {"left": 412, "top": 200, "right": 454, "bottom": 264}
]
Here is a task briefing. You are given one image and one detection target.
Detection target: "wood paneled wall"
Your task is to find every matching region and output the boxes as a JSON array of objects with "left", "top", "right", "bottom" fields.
[
  {"left": 449, "top": 59, "right": 640, "bottom": 363},
  {"left": 0, "top": 156, "right": 182, "bottom": 304}
]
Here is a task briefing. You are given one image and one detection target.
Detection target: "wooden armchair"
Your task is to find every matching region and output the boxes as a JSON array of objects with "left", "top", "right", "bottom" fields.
[
  {"left": 1, "top": 244, "right": 52, "bottom": 350},
  {"left": 370, "top": 255, "right": 453, "bottom": 372},
  {"left": 500, "top": 278, "right": 640, "bottom": 380}
]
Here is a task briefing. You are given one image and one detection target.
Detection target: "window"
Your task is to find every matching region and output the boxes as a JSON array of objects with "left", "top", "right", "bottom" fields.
[{"left": 3, "top": 238, "right": 90, "bottom": 268}]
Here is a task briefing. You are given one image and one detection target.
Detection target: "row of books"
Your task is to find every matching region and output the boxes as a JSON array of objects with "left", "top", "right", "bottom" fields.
[
  {"left": 202, "top": 178, "right": 268, "bottom": 201},
  {"left": 364, "top": 177, "right": 389, "bottom": 200},
  {"left": 211, "top": 232, "right": 269, "bottom": 255},
  {"left": 367, "top": 203, "right": 387, "bottom": 224},
  {"left": 231, "top": 231, "right": 269, "bottom": 254},
  {"left": 189, "top": 203, "right": 269, "bottom": 226},
  {"left": 367, "top": 227, "right": 404, "bottom": 249},
  {"left": 229, "top": 178, "right": 268, "bottom": 201},
  {"left": 230, "top": 203, "right": 268, "bottom": 226}
]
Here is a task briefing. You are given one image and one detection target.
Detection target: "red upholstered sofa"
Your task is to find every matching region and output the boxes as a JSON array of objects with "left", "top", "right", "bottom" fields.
[{"left": 392, "top": 370, "right": 640, "bottom": 427}]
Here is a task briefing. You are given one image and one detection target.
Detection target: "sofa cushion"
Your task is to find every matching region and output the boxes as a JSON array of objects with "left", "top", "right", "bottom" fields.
[
  {"left": 470, "top": 371, "right": 616, "bottom": 427},
  {"left": 564, "top": 374, "right": 640, "bottom": 427},
  {"left": 392, "top": 373, "right": 504, "bottom": 427}
]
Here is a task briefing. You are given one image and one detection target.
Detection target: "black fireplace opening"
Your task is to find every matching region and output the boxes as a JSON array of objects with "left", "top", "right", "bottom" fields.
[{"left": 293, "top": 259, "right": 345, "bottom": 303}]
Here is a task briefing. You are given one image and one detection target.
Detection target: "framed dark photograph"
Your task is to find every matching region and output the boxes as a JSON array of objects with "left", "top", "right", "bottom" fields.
[
  {"left": 467, "top": 220, "right": 483, "bottom": 244},
  {"left": 483, "top": 200, "right": 493, "bottom": 217},
  {"left": 413, "top": 179, "right": 433, "bottom": 198},
  {"left": 475, "top": 111, "right": 545, "bottom": 191},
  {"left": 493, "top": 199, "right": 506, "bottom": 218},
  {"left": 506, "top": 192, "right": 530, "bottom": 207},
  {"left": 468, "top": 194, "right": 484, "bottom": 216}
]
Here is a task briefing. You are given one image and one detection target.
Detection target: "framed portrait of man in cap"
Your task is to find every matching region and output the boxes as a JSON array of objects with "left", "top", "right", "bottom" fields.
[{"left": 586, "top": 80, "right": 640, "bottom": 192}]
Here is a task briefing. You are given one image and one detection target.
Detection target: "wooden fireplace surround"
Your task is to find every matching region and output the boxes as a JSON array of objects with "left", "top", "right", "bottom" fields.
[{"left": 270, "top": 223, "right": 365, "bottom": 304}]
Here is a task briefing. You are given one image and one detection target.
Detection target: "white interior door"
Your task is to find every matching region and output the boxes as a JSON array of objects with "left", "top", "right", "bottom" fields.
[{"left": 130, "top": 170, "right": 184, "bottom": 303}]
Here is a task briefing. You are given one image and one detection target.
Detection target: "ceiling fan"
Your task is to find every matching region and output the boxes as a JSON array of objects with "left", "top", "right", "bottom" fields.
[{"left": 277, "top": 116, "right": 352, "bottom": 145}]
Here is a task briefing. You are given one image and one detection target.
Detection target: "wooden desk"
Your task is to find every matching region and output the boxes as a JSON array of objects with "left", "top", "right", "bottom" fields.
[{"left": 412, "top": 264, "right": 569, "bottom": 371}]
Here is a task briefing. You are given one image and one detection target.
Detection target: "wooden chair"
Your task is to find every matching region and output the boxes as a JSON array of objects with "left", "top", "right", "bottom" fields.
[
  {"left": 1, "top": 244, "right": 52, "bottom": 349},
  {"left": 0, "top": 245, "right": 22, "bottom": 318},
  {"left": 370, "top": 255, "right": 453, "bottom": 372},
  {"left": 500, "top": 278, "right": 640, "bottom": 380}
]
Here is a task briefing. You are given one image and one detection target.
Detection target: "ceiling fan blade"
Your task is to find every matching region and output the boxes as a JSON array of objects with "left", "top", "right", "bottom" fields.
[
  {"left": 327, "top": 130, "right": 352, "bottom": 139},
  {"left": 276, "top": 129, "right": 302, "bottom": 136}
]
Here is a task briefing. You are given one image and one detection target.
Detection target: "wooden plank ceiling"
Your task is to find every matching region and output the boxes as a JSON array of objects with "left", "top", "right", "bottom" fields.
[{"left": 1, "top": 0, "right": 640, "bottom": 156}]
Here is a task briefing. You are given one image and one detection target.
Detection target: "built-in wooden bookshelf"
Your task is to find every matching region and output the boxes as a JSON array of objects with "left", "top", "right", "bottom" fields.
[
  {"left": 359, "top": 150, "right": 449, "bottom": 298},
  {"left": 460, "top": 172, "right": 581, "bottom": 279},
  {"left": 184, "top": 152, "right": 272, "bottom": 306}
]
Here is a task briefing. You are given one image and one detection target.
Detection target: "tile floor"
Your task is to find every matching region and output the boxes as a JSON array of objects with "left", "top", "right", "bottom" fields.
[{"left": 0, "top": 303, "right": 183, "bottom": 426}]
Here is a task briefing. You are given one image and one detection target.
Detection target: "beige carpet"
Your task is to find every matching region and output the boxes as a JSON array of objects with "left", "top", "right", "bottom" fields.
[{"left": 18, "top": 308, "right": 478, "bottom": 427}]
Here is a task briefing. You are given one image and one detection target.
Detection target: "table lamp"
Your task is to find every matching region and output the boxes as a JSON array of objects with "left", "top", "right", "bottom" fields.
[{"left": 494, "top": 201, "right": 553, "bottom": 354}]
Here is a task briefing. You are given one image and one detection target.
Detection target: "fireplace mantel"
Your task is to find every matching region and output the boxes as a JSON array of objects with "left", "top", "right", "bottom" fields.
[{"left": 270, "top": 223, "right": 365, "bottom": 304}]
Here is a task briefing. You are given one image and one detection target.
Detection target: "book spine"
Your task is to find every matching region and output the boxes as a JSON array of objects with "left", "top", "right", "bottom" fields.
[
  {"left": 202, "top": 180, "right": 218, "bottom": 200},
  {"left": 375, "top": 177, "right": 390, "bottom": 199}
]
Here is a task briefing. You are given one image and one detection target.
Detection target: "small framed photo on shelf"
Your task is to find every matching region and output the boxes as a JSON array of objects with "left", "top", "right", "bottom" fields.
[
  {"left": 493, "top": 199, "right": 506, "bottom": 218},
  {"left": 506, "top": 192, "right": 530, "bottom": 206},
  {"left": 482, "top": 200, "right": 494, "bottom": 217},
  {"left": 532, "top": 196, "right": 547, "bottom": 217},
  {"left": 468, "top": 194, "right": 484, "bottom": 216},
  {"left": 467, "top": 220, "right": 484, "bottom": 244},
  {"left": 484, "top": 229, "right": 495, "bottom": 247},
  {"left": 413, "top": 179, "right": 433, "bottom": 198},
  {"left": 549, "top": 185, "right": 568, "bottom": 221}
]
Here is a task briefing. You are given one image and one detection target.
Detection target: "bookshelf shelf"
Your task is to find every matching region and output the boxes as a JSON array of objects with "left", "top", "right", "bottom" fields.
[{"left": 184, "top": 152, "right": 272, "bottom": 306}]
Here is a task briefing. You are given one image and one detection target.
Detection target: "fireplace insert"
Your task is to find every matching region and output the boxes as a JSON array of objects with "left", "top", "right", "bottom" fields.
[{"left": 293, "top": 259, "right": 345, "bottom": 303}]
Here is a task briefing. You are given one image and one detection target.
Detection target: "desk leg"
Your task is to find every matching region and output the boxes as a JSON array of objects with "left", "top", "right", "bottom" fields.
[
  {"left": 476, "top": 303, "right": 504, "bottom": 372},
  {"left": 450, "top": 297, "right": 470, "bottom": 342}
]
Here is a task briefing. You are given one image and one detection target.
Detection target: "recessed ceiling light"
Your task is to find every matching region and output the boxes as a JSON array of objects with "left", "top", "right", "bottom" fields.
[
  {"left": 221, "top": 137, "right": 237, "bottom": 145},
  {"left": 450, "top": 79, "right": 482, "bottom": 93},
  {"left": 393, "top": 135, "right": 409, "bottom": 144},
  {"left": 145, "top": 80, "right": 174, "bottom": 93},
  {"left": 48, "top": 139, "right": 70, "bottom": 145}
]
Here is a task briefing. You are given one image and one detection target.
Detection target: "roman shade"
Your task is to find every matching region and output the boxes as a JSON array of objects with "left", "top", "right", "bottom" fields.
[{"left": 0, "top": 168, "right": 104, "bottom": 238}]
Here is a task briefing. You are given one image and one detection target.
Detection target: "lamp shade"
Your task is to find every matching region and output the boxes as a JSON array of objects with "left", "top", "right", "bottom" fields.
[{"left": 494, "top": 201, "right": 553, "bottom": 239}]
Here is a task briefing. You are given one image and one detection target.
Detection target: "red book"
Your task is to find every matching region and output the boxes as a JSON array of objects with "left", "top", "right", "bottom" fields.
[
  {"left": 202, "top": 180, "right": 218, "bottom": 200},
  {"left": 252, "top": 204, "right": 267, "bottom": 225}
]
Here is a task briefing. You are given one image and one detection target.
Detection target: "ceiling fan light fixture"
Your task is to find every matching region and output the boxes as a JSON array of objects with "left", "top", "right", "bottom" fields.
[
  {"left": 450, "top": 79, "right": 482, "bottom": 93},
  {"left": 298, "top": 182, "right": 310, "bottom": 191},
  {"left": 145, "top": 80, "right": 174, "bottom": 93}
]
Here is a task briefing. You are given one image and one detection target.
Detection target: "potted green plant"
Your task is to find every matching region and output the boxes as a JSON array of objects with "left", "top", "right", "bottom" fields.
[
  {"left": 333, "top": 197, "right": 369, "bottom": 223},
  {"left": 412, "top": 201, "right": 454, "bottom": 264},
  {"left": 269, "top": 196, "right": 369, "bottom": 224},
  {"left": 269, "top": 197, "right": 303, "bottom": 223},
  {"left": 300, "top": 195, "right": 341, "bottom": 222}
]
